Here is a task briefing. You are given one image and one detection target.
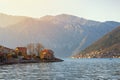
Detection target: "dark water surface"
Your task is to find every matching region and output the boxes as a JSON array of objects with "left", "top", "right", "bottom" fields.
[{"left": 0, "top": 58, "right": 120, "bottom": 80}]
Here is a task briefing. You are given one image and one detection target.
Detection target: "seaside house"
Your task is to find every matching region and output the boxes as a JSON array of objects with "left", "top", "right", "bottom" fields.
[
  {"left": 0, "top": 46, "right": 14, "bottom": 54},
  {"left": 15, "top": 47, "right": 27, "bottom": 58},
  {"left": 40, "top": 49, "right": 54, "bottom": 60},
  {"left": 0, "top": 45, "right": 15, "bottom": 62}
]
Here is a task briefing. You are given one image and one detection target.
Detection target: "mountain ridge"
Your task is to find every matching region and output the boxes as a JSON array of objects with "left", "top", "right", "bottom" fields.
[{"left": 0, "top": 13, "right": 120, "bottom": 57}]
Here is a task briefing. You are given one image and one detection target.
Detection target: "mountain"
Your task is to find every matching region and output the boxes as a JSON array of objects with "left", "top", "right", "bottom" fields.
[
  {"left": 0, "top": 13, "right": 120, "bottom": 57},
  {"left": 73, "top": 26, "right": 120, "bottom": 58},
  {"left": 0, "top": 13, "right": 27, "bottom": 27}
]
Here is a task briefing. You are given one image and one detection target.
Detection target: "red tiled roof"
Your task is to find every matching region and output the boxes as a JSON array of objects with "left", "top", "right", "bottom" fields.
[
  {"left": 16, "top": 47, "right": 26, "bottom": 49},
  {"left": 42, "top": 49, "right": 54, "bottom": 54}
]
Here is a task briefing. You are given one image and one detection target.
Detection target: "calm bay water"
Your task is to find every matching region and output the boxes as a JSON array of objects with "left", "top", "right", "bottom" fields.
[{"left": 0, "top": 59, "right": 120, "bottom": 80}]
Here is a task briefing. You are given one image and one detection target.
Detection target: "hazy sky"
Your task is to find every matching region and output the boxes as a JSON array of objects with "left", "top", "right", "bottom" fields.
[{"left": 0, "top": 0, "right": 120, "bottom": 22}]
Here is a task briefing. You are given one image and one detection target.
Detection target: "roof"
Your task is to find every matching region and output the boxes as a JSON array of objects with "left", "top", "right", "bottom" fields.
[
  {"left": 42, "top": 49, "right": 54, "bottom": 54},
  {"left": 16, "top": 47, "right": 27, "bottom": 49}
]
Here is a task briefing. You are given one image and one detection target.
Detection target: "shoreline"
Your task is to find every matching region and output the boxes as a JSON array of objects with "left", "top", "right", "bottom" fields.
[{"left": 0, "top": 58, "right": 64, "bottom": 66}]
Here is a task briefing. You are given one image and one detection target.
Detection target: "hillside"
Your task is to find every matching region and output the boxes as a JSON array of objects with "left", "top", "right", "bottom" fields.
[
  {"left": 0, "top": 13, "right": 120, "bottom": 57},
  {"left": 73, "top": 26, "right": 120, "bottom": 58}
]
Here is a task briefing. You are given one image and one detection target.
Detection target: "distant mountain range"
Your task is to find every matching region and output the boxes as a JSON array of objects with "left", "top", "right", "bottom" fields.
[
  {"left": 73, "top": 26, "right": 120, "bottom": 58},
  {"left": 0, "top": 13, "right": 120, "bottom": 57}
]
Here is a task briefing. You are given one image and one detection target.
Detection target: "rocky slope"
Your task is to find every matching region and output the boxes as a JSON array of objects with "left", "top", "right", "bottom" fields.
[{"left": 73, "top": 26, "right": 120, "bottom": 58}]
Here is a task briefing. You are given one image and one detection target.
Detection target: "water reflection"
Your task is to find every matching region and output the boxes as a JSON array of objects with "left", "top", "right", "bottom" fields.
[{"left": 0, "top": 59, "right": 120, "bottom": 80}]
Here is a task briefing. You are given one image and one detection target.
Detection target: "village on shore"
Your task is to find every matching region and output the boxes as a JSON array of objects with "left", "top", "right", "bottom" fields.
[{"left": 0, "top": 43, "right": 63, "bottom": 65}]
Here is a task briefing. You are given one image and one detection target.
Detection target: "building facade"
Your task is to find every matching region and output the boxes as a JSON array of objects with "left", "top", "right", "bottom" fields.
[
  {"left": 40, "top": 49, "right": 54, "bottom": 60},
  {"left": 15, "top": 47, "right": 27, "bottom": 57}
]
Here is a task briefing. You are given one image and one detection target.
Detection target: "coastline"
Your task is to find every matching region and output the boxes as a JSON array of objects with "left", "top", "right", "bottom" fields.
[{"left": 0, "top": 58, "right": 64, "bottom": 66}]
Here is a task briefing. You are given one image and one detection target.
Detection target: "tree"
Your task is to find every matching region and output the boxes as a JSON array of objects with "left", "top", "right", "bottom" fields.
[
  {"left": 18, "top": 52, "right": 22, "bottom": 56},
  {"left": 27, "top": 43, "right": 44, "bottom": 57},
  {"left": 27, "top": 43, "right": 35, "bottom": 55},
  {"left": 36, "top": 43, "right": 44, "bottom": 56}
]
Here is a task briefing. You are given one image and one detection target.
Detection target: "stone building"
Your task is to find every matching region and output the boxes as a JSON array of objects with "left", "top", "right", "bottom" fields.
[{"left": 40, "top": 49, "right": 54, "bottom": 60}]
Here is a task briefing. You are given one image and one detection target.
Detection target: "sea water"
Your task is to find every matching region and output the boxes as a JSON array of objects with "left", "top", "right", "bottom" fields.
[{"left": 0, "top": 58, "right": 120, "bottom": 80}]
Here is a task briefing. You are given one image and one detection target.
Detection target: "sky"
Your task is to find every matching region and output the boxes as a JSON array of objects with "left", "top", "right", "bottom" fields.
[{"left": 0, "top": 0, "right": 120, "bottom": 22}]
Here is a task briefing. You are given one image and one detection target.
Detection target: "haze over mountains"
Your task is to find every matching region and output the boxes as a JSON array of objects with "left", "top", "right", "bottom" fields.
[
  {"left": 0, "top": 13, "right": 120, "bottom": 57},
  {"left": 0, "top": 13, "right": 27, "bottom": 27}
]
